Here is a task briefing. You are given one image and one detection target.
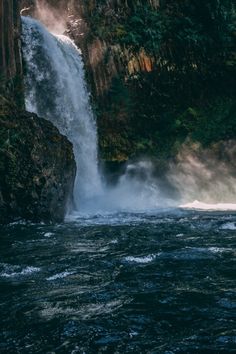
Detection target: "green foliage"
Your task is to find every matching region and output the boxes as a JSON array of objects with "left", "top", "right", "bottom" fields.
[
  {"left": 88, "top": 1, "right": 235, "bottom": 63},
  {"left": 87, "top": 1, "right": 236, "bottom": 161},
  {"left": 191, "top": 98, "right": 236, "bottom": 144},
  {"left": 119, "top": 6, "right": 164, "bottom": 53},
  {"left": 107, "top": 77, "right": 132, "bottom": 109}
]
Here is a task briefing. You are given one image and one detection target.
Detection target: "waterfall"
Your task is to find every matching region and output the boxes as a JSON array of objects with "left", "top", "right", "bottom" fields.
[
  {"left": 21, "top": 16, "right": 172, "bottom": 214},
  {"left": 21, "top": 16, "right": 102, "bottom": 210}
]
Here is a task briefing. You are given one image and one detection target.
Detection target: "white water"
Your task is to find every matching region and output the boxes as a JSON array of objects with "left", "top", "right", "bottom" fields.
[
  {"left": 181, "top": 200, "right": 236, "bottom": 211},
  {"left": 21, "top": 16, "right": 236, "bottom": 214}
]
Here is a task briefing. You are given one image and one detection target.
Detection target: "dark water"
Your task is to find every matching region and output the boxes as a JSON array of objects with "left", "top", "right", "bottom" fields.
[{"left": 0, "top": 210, "right": 236, "bottom": 353}]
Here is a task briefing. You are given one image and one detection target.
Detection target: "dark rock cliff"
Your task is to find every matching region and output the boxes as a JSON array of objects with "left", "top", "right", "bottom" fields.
[{"left": 0, "top": 0, "right": 76, "bottom": 223}]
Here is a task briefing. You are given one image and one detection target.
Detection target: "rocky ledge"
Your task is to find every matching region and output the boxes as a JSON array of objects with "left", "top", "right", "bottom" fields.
[{"left": 0, "top": 107, "right": 76, "bottom": 224}]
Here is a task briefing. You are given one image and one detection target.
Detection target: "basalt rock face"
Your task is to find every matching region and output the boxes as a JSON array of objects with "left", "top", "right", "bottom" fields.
[
  {"left": 0, "top": 110, "right": 76, "bottom": 224},
  {"left": 0, "top": 1, "right": 76, "bottom": 223}
]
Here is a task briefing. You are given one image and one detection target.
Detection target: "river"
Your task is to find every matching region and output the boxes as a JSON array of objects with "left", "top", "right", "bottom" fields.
[{"left": 0, "top": 209, "right": 235, "bottom": 353}]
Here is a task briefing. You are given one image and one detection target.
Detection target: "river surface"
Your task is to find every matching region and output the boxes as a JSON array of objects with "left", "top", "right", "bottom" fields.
[{"left": 0, "top": 209, "right": 236, "bottom": 353}]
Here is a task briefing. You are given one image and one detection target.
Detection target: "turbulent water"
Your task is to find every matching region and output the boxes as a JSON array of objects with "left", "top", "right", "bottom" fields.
[{"left": 0, "top": 211, "right": 236, "bottom": 353}]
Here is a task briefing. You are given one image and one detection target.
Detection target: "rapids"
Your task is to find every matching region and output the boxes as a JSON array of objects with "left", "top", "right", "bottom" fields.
[{"left": 0, "top": 211, "right": 236, "bottom": 353}]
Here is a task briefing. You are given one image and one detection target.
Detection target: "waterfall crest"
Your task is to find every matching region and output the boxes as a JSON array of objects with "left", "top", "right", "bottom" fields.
[{"left": 22, "top": 16, "right": 102, "bottom": 210}]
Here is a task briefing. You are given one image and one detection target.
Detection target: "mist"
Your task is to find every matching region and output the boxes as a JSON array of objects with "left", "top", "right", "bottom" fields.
[
  {"left": 95, "top": 140, "right": 236, "bottom": 212},
  {"left": 34, "top": 0, "right": 68, "bottom": 34},
  {"left": 167, "top": 141, "right": 236, "bottom": 208}
]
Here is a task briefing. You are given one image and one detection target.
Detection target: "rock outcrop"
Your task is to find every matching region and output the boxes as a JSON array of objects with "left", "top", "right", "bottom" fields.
[{"left": 0, "top": 110, "right": 76, "bottom": 224}]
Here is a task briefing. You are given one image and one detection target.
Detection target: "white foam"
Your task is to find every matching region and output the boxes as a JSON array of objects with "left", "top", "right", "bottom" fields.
[
  {"left": 40, "top": 298, "right": 129, "bottom": 320},
  {"left": 44, "top": 232, "right": 54, "bottom": 237},
  {"left": 46, "top": 271, "right": 74, "bottom": 281},
  {"left": 110, "top": 239, "right": 118, "bottom": 244},
  {"left": 0, "top": 266, "right": 41, "bottom": 278},
  {"left": 180, "top": 200, "right": 236, "bottom": 211},
  {"left": 220, "top": 222, "right": 236, "bottom": 230},
  {"left": 9, "top": 220, "right": 27, "bottom": 226},
  {"left": 124, "top": 254, "right": 157, "bottom": 264}
]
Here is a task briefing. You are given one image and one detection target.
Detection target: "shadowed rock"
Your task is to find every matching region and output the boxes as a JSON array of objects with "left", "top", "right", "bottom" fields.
[{"left": 0, "top": 109, "right": 76, "bottom": 223}]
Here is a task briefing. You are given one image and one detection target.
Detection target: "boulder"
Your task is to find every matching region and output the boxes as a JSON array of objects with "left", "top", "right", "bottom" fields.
[{"left": 0, "top": 108, "right": 76, "bottom": 223}]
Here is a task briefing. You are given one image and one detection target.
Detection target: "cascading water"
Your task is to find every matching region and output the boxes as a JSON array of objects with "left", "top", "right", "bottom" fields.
[{"left": 22, "top": 16, "right": 102, "bottom": 210}]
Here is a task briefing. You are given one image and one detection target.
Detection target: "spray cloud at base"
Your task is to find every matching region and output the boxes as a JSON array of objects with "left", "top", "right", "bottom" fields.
[
  {"left": 32, "top": 0, "right": 68, "bottom": 34},
  {"left": 92, "top": 144, "right": 236, "bottom": 212},
  {"left": 168, "top": 142, "right": 236, "bottom": 210}
]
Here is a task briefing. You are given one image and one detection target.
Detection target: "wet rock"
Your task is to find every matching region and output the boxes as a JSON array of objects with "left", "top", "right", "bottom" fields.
[{"left": 0, "top": 110, "right": 76, "bottom": 223}]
